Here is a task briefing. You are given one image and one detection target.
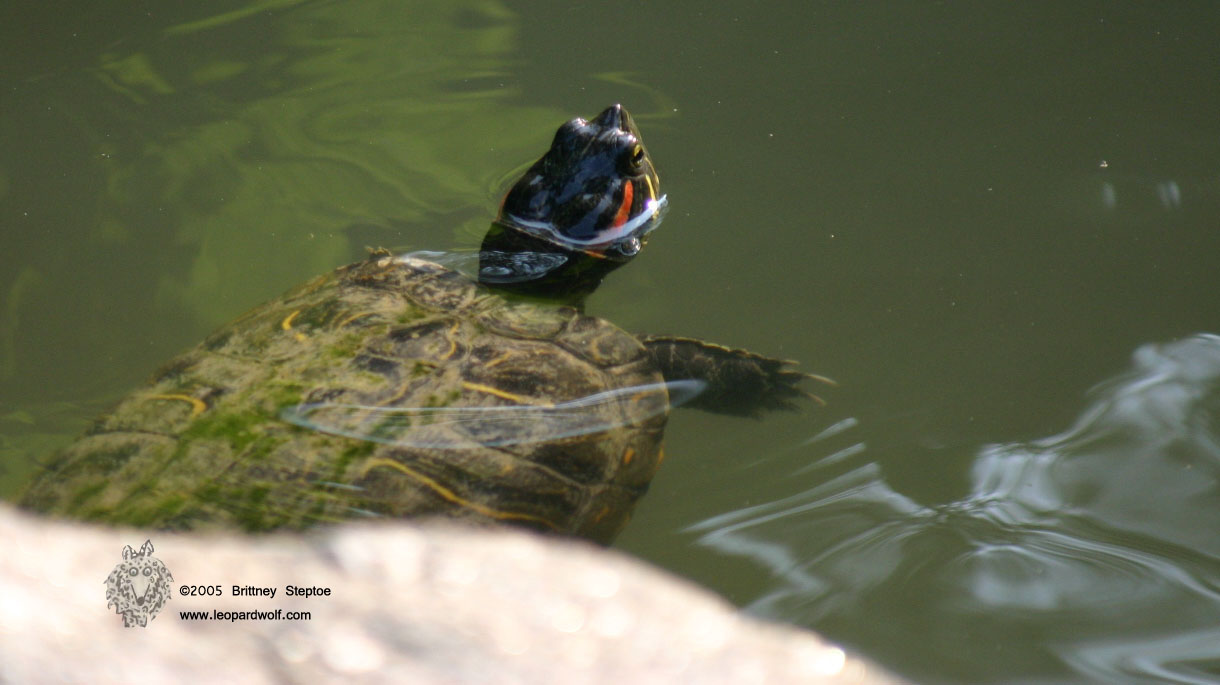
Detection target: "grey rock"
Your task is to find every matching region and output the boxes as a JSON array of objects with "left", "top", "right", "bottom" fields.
[{"left": 0, "top": 505, "right": 902, "bottom": 684}]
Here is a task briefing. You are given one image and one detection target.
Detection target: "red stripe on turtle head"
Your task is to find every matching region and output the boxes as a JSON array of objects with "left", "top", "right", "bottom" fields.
[{"left": 611, "top": 181, "right": 634, "bottom": 228}]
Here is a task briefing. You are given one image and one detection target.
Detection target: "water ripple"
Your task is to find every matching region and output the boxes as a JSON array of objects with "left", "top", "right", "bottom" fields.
[{"left": 688, "top": 334, "right": 1220, "bottom": 683}]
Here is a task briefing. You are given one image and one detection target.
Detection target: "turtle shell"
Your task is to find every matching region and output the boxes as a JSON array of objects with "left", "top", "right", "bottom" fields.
[{"left": 20, "top": 253, "right": 668, "bottom": 543}]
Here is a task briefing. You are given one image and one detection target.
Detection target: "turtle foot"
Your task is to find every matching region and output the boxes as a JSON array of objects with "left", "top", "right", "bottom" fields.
[{"left": 641, "top": 335, "right": 833, "bottom": 417}]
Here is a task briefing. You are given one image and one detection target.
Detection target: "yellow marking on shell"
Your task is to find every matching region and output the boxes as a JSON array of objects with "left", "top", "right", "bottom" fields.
[
  {"left": 581, "top": 334, "right": 611, "bottom": 365},
  {"left": 281, "top": 310, "right": 301, "bottom": 331},
  {"left": 360, "top": 457, "right": 559, "bottom": 529},
  {"left": 629, "top": 387, "right": 656, "bottom": 403},
  {"left": 624, "top": 386, "right": 667, "bottom": 424},
  {"left": 440, "top": 322, "right": 460, "bottom": 360},
  {"left": 592, "top": 505, "right": 611, "bottom": 523},
  {"left": 378, "top": 376, "right": 422, "bottom": 407},
  {"left": 148, "top": 393, "right": 207, "bottom": 417},
  {"left": 460, "top": 381, "right": 542, "bottom": 406},
  {"left": 294, "top": 332, "right": 308, "bottom": 342},
  {"left": 336, "top": 311, "right": 375, "bottom": 329},
  {"left": 622, "top": 446, "right": 635, "bottom": 466},
  {"left": 482, "top": 351, "right": 515, "bottom": 369},
  {"left": 302, "top": 273, "right": 331, "bottom": 293}
]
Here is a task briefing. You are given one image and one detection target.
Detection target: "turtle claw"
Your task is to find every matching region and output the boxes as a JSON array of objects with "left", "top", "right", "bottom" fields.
[
  {"left": 791, "top": 371, "right": 836, "bottom": 407},
  {"left": 796, "top": 387, "right": 828, "bottom": 408},
  {"left": 802, "top": 372, "right": 838, "bottom": 387},
  {"left": 641, "top": 335, "right": 832, "bottom": 417},
  {"left": 765, "top": 365, "right": 828, "bottom": 411}
]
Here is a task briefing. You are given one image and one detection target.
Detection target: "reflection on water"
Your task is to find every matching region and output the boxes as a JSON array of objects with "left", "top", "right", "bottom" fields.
[
  {"left": 1060, "top": 165, "right": 1220, "bottom": 224},
  {"left": 284, "top": 378, "right": 706, "bottom": 448},
  {"left": 0, "top": 0, "right": 564, "bottom": 496},
  {"left": 690, "top": 335, "right": 1220, "bottom": 683}
]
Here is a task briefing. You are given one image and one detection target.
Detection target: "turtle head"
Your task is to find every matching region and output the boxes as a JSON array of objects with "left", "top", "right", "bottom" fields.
[
  {"left": 497, "top": 104, "right": 665, "bottom": 260},
  {"left": 479, "top": 105, "right": 666, "bottom": 300}
]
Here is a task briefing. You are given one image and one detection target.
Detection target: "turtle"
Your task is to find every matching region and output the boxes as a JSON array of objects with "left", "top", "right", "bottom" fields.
[{"left": 19, "top": 105, "right": 826, "bottom": 544}]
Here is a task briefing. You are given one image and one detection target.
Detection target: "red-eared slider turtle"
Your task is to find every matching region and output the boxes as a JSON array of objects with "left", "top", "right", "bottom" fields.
[{"left": 20, "top": 105, "right": 825, "bottom": 543}]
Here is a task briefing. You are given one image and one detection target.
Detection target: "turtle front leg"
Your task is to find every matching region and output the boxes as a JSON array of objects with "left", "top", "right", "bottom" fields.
[{"left": 640, "top": 335, "right": 833, "bottom": 417}]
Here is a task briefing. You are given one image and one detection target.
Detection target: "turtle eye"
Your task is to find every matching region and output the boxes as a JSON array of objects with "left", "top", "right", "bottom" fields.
[{"left": 627, "top": 144, "right": 645, "bottom": 172}]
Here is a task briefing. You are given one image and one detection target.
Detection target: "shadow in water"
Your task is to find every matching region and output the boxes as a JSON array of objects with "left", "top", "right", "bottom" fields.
[{"left": 688, "top": 334, "right": 1220, "bottom": 684}]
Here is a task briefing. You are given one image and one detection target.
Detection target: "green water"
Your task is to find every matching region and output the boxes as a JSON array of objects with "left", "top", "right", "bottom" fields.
[{"left": 4, "top": 2, "right": 1220, "bottom": 682}]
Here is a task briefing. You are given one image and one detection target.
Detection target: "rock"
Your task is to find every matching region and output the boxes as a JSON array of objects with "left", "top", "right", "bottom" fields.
[{"left": 0, "top": 505, "right": 902, "bottom": 684}]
